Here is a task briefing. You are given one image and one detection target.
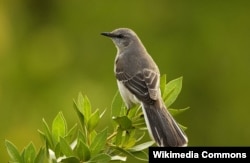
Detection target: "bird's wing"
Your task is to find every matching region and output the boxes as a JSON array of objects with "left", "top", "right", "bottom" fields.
[
  {"left": 143, "top": 68, "right": 160, "bottom": 100},
  {"left": 116, "top": 68, "right": 160, "bottom": 104}
]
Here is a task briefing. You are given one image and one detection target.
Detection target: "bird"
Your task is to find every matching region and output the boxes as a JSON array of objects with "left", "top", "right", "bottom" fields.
[{"left": 101, "top": 28, "right": 188, "bottom": 147}]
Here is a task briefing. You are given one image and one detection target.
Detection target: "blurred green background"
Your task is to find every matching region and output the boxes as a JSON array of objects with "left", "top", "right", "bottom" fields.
[{"left": 1, "top": 0, "right": 250, "bottom": 162}]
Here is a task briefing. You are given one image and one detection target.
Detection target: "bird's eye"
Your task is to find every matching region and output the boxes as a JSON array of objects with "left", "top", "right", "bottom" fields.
[{"left": 117, "top": 34, "right": 124, "bottom": 38}]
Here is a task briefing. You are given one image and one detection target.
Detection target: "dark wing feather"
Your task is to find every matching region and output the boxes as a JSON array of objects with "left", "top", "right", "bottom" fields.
[
  {"left": 143, "top": 68, "right": 160, "bottom": 100},
  {"left": 116, "top": 69, "right": 160, "bottom": 105}
]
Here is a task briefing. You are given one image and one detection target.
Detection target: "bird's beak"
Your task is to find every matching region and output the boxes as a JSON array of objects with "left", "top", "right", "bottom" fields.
[{"left": 101, "top": 32, "right": 117, "bottom": 38}]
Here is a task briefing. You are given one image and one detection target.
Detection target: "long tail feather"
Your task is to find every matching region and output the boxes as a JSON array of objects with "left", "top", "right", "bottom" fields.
[{"left": 142, "top": 101, "right": 188, "bottom": 147}]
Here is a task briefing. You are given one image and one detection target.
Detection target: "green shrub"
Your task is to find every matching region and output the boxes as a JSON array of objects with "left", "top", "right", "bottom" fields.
[{"left": 5, "top": 75, "right": 188, "bottom": 163}]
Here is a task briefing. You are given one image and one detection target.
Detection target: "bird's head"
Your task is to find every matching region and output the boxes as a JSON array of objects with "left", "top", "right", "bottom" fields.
[{"left": 101, "top": 28, "right": 141, "bottom": 51}]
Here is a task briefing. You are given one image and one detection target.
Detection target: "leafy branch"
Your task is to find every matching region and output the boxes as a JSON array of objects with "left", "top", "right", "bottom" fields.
[{"left": 5, "top": 75, "right": 188, "bottom": 163}]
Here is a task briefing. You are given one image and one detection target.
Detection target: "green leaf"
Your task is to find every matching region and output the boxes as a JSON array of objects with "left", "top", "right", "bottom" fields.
[
  {"left": 52, "top": 112, "right": 67, "bottom": 143},
  {"left": 113, "top": 116, "right": 132, "bottom": 130},
  {"left": 133, "top": 118, "right": 146, "bottom": 129},
  {"left": 87, "top": 109, "right": 100, "bottom": 132},
  {"left": 135, "top": 132, "right": 146, "bottom": 143},
  {"left": 90, "top": 128, "right": 107, "bottom": 156},
  {"left": 79, "top": 93, "right": 91, "bottom": 121},
  {"left": 89, "top": 153, "right": 111, "bottom": 163},
  {"left": 41, "top": 118, "right": 54, "bottom": 148},
  {"left": 73, "top": 101, "right": 85, "bottom": 127},
  {"left": 82, "top": 95, "right": 92, "bottom": 121},
  {"left": 127, "top": 105, "right": 140, "bottom": 119},
  {"left": 128, "top": 141, "right": 155, "bottom": 152},
  {"left": 77, "top": 131, "right": 86, "bottom": 144},
  {"left": 54, "top": 143, "right": 61, "bottom": 158},
  {"left": 75, "top": 140, "right": 91, "bottom": 161},
  {"left": 120, "top": 130, "right": 129, "bottom": 147},
  {"left": 114, "top": 128, "right": 123, "bottom": 145},
  {"left": 73, "top": 93, "right": 92, "bottom": 127},
  {"left": 5, "top": 140, "right": 22, "bottom": 163},
  {"left": 130, "top": 151, "right": 149, "bottom": 162},
  {"left": 111, "top": 91, "right": 125, "bottom": 117},
  {"left": 178, "top": 123, "right": 188, "bottom": 131},
  {"left": 168, "top": 107, "right": 190, "bottom": 116},
  {"left": 37, "top": 130, "right": 45, "bottom": 141},
  {"left": 23, "top": 142, "right": 36, "bottom": 163},
  {"left": 111, "top": 146, "right": 148, "bottom": 161},
  {"left": 65, "top": 123, "right": 78, "bottom": 142},
  {"left": 34, "top": 147, "right": 45, "bottom": 163},
  {"left": 89, "top": 130, "right": 97, "bottom": 145},
  {"left": 60, "top": 137, "right": 74, "bottom": 157},
  {"left": 123, "top": 129, "right": 136, "bottom": 148},
  {"left": 61, "top": 156, "right": 80, "bottom": 163},
  {"left": 164, "top": 76, "right": 183, "bottom": 107},
  {"left": 132, "top": 106, "right": 146, "bottom": 129},
  {"left": 124, "top": 137, "right": 136, "bottom": 149}
]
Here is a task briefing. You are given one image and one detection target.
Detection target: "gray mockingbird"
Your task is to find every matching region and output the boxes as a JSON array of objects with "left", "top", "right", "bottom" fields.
[{"left": 101, "top": 28, "right": 188, "bottom": 147}]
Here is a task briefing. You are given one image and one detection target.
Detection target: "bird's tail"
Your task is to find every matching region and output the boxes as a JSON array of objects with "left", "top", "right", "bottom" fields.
[{"left": 142, "top": 100, "right": 188, "bottom": 147}]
